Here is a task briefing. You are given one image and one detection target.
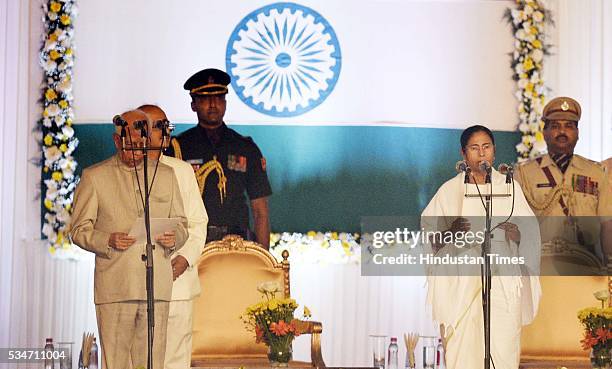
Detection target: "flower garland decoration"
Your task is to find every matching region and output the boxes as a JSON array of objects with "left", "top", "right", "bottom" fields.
[
  {"left": 269, "top": 231, "right": 361, "bottom": 265},
  {"left": 39, "top": 0, "right": 79, "bottom": 254},
  {"left": 505, "top": 0, "right": 552, "bottom": 161}
]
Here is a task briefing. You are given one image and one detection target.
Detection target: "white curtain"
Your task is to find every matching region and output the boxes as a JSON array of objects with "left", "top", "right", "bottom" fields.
[
  {"left": 0, "top": 1, "right": 98, "bottom": 368},
  {"left": 547, "top": 0, "right": 612, "bottom": 161}
]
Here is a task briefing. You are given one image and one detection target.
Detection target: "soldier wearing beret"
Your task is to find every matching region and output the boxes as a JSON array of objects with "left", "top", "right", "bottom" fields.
[
  {"left": 166, "top": 68, "right": 272, "bottom": 249},
  {"left": 515, "top": 96, "right": 612, "bottom": 271}
]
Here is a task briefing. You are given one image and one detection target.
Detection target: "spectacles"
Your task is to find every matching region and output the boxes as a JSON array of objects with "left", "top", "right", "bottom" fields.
[{"left": 466, "top": 143, "right": 493, "bottom": 153}]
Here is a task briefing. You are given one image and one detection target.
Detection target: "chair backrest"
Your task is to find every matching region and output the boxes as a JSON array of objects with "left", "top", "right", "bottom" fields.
[
  {"left": 191, "top": 235, "right": 290, "bottom": 360},
  {"left": 521, "top": 238, "right": 610, "bottom": 362}
]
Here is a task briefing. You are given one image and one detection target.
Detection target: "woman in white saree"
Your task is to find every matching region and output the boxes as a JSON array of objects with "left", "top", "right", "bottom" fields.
[{"left": 421, "top": 125, "right": 541, "bottom": 369}]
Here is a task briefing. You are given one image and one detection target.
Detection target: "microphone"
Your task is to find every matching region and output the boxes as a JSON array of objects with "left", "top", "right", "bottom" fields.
[
  {"left": 113, "top": 115, "right": 128, "bottom": 151},
  {"left": 478, "top": 160, "right": 492, "bottom": 173},
  {"left": 455, "top": 160, "right": 467, "bottom": 173},
  {"left": 479, "top": 160, "right": 492, "bottom": 184},
  {"left": 498, "top": 163, "right": 514, "bottom": 184},
  {"left": 455, "top": 160, "right": 471, "bottom": 184}
]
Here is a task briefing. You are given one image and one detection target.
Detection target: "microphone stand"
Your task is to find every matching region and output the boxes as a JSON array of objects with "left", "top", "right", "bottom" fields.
[
  {"left": 123, "top": 133, "right": 164, "bottom": 369},
  {"left": 482, "top": 167, "right": 492, "bottom": 369}
]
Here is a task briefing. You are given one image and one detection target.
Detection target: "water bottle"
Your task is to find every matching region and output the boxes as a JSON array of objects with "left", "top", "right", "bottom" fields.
[
  {"left": 77, "top": 350, "right": 83, "bottom": 369},
  {"left": 44, "top": 338, "right": 54, "bottom": 369},
  {"left": 435, "top": 338, "right": 445, "bottom": 369},
  {"left": 387, "top": 337, "right": 398, "bottom": 369},
  {"left": 89, "top": 337, "right": 98, "bottom": 369}
]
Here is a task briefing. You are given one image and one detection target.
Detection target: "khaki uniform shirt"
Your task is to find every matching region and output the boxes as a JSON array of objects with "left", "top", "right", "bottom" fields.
[
  {"left": 70, "top": 155, "right": 189, "bottom": 304},
  {"left": 515, "top": 153, "right": 612, "bottom": 248}
]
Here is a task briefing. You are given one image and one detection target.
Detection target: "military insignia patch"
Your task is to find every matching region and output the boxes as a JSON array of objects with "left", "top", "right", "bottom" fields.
[
  {"left": 261, "top": 157, "right": 267, "bottom": 171},
  {"left": 572, "top": 174, "right": 599, "bottom": 196},
  {"left": 228, "top": 154, "right": 247, "bottom": 172}
]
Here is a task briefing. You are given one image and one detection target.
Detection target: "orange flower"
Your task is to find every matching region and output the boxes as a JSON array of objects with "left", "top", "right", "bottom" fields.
[
  {"left": 595, "top": 327, "right": 612, "bottom": 343},
  {"left": 255, "top": 326, "right": 265, "bottom": 343},
  {"left": 288, "top": 320, "right": 301, "bottom": 337},
  {"left": 581, "top": 331, "right": 600, "bottom": 350},
  {"left": 270, "top": 320, "right": 290, "bottom": 336}
]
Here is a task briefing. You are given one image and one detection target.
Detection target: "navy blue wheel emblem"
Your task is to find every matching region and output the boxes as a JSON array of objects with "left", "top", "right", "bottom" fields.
[{"left": 226, "top": 2, "right": 341, "bottom": 117}]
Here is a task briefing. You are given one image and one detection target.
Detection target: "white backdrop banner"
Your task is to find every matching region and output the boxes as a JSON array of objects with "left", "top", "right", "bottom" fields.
[{"left": 73, "top": 0, "right": 517, "bottom": 129}]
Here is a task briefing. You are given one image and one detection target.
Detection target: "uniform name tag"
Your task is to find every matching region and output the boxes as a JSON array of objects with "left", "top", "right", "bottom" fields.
[{"left": 537, "top": 183, "right": 553, "bottom": 188}]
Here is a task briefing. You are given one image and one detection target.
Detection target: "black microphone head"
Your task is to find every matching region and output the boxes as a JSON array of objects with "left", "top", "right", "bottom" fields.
[
  {"left": 478, "top": 160, "right": 492, "bottom": 172},
  {"left": 497, "top": 163, "right": 513, "bottom": 175},
  {"left": 455, "top": 160, "right": 468, "bottom": 173},
  {"left": 113, "top": 115, "right": 127, "bottom": 128}
]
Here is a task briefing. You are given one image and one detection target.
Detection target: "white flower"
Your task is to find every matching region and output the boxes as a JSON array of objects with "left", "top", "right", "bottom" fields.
[
  {"left": 516, "top": 29, "right": 527, "bottom": 41},
  {"left": 524, "top": 5, "right": 534, "bottom": 15},
  {"left": 531, "top": 49, "right": 544, "bottom": 63},
  {"left": 518, "top": 122, "right": 529, "bottom": 133},
  {"left": 533, "top": 11, "right": 544, "bottom": 22},
  {"left": 45, "top": 145, "right": 62, "bottom": 162},
  {"left": 54, "top": 115, "right": 66, "bottom": 127},
  {"left": 518, "top": 78, "right": 529, "bottom": 89},
  {"left": 47, "top": 104, "right": 60, "bottom": 116},
  {"left": 532, "top": 139, "right": 547, "bottom": 153},
  {"left": 61, "top": 125, "right": 74, "bottom": 138},
  {"left": 257, "top": 281, "right": 280, "bottom": 294},
  {"left": 44, "top": 59, "right": 57, "bottom": 71},
  {"left": 42, "top": 222, "right": 55, "bottom": 238},
  {"left": 43, "top": 117, "right": 52, "bottom": 127},
  {"left": 46, "top": 185, "right": 59, "bottom": 201},
  {"left": 48, "top": 12, "right": 58, "bottom": 21}
]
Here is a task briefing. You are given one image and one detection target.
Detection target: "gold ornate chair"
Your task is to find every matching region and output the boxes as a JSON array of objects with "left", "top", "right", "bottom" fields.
[
  {"left": 191, "top": 235, "right": 326, "bottom": 368},
  {"left": 519, "top": 238, "right": 611, "bottom": 369}
]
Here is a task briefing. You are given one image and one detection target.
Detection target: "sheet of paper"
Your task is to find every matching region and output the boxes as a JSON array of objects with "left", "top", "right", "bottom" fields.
[{"left": 128, "top": 217, "right": 182, "bottom": 244}]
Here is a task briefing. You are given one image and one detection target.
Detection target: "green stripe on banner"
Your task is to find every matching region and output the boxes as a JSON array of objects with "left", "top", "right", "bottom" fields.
[{"left": 73, "top": 124, "right": 520, "bottom": 232}]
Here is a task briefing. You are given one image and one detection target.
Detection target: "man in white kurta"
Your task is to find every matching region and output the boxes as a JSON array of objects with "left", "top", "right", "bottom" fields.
[
  {"left": 140, "top": 105, "right": 209, "bottom": 369},
  {"left": 422, "top": 170, "right": 541, "bottom": 369}
]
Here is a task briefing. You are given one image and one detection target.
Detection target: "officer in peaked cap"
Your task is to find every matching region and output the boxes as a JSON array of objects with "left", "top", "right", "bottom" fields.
[
  {"left": 515, "top": 96, "right": 612, "bottom": 273},
  {"left": 166, "top": 68, "right": 272, "bottom": 249}
]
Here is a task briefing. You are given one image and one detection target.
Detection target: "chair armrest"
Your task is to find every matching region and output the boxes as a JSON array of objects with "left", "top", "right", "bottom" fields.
[{"left": 295, "top": 320, "right": 326, "bottom": 368}]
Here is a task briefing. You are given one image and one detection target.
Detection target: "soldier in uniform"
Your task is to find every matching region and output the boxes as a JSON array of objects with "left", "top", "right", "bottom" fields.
[
  {"left": 166, "top": 68, "right": 272, "bottom": 248},
  {"left": 515, "top": 96, "right": 612, "bottom": 271}
]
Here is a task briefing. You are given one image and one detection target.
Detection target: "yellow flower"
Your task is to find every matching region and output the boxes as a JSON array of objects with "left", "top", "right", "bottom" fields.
[
  {"left": 523, "top": 58, "right": 534, "bottom": 71},
  {"left": 44, "top": 199, "right": 53, "bottom": 210},
  {"left": 66, "top": 118, "right": 73, "bottom": 126},
  {"left": 59, "top": 144, "right": 67, "bottom": 152},
  {"left": 43, "top": 108, "right": 49, "bottom": 117},
  {"left": 65, "top": 48, "right": 73, "bottom": 56},
  {"left": 65, "top": 203, "right": 71, "bottom": 211},
  {"left": 331, "top": 232, "right": 338, "bottom": 240},
  {"left": 303, "top": 306, "right": 312, "bottom": 318},
  {"left": 535, "top": 131, "right": 544, "bottom": 142},
  {"left": 526, "top": 83, "right": 535, "bottom": 92},
  {"left": 58, "top": 100, "right": 68, "bottom": 109},
  {"left": 45, "top": 89, "right": 57, "bottom": 101},
  {"left": 49, "top": 50, "right": 61, "bottom": 60},
  {"left": 531, "top": 39, "right": 542, "bottom": 49},
  {"left": 43, "top": 134, "right": 53, "bottom": 146},
  {"left": 49, "top": 246, "right": 56, "bottom": 255},
  {"left": 307, "top": 231, "right": 316, "bottom": 238},
  {"left": 529, "top": 26, "right": 538, "bottom": 35},
  {"left": 60, "top": 14, "right": 71, "bottom": 25},
  {"left": 43, "top": 166, "right": 49, "bottom": 173},
  {"left": 49, "top": 33, "right": 58, "bottom": 42},
  {"left": 50, "top": 1, "right": 61, "bottom": 12},
  {"left": 52, "top": 171, "right": 63, "bottom": 181}
]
